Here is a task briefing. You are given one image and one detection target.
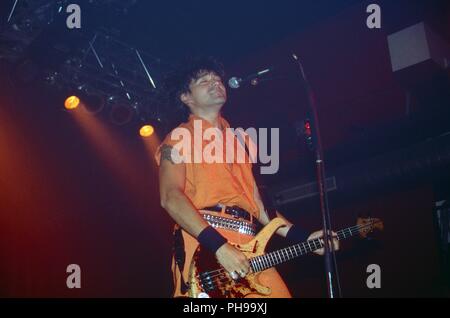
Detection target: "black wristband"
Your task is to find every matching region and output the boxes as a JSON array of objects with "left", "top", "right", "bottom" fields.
[
  {"left": 286, "top": 225, "right": 310, "bottom": 244},
  {"left": 197, "top": 226, "right": 227, "bottom": 254}
]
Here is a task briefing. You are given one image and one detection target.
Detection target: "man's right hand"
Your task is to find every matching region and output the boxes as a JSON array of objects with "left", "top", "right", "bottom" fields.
[{"left": 215, "top": 243, "right": 250, "bottom": 279}]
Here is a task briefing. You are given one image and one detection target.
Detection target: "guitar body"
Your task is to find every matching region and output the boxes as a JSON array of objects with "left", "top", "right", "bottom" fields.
[{"left": 188, "top": 218, "right": 288, "bottom": 298}]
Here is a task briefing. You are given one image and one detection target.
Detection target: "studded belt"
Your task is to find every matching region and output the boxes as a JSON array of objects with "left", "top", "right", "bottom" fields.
[{"left": 202, "top": 213, "right": 257, "bottom": 236}]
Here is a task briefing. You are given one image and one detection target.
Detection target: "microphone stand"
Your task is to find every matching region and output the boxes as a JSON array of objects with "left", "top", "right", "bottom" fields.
[{"left": 291, "top": 53, "right": 341, "bottom": 298}]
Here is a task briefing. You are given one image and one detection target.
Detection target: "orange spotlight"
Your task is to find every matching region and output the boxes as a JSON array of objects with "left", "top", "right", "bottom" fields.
[
  {"left": 64, "top": 96, "right": 80, "bottom": 110},
  {"left": 140, "top": 125, "right": 154, "bottom": 137}
]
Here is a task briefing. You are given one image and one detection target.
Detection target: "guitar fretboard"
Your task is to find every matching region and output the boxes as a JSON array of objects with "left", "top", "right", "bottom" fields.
[{"left": 249, "top": 222, "right": 372, "bottom": 273}]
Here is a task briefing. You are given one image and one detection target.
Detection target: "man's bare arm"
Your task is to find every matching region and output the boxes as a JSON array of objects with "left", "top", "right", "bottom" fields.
[
  {"left": 159, "top": 144, "right": 209, "bottom": 237},
  {"left": 159, "top": 144, "right": 251, "bottom": 276}
]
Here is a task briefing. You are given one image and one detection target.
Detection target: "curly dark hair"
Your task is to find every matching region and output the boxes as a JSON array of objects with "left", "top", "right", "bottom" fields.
[{"left": 158, "top": 56, "right": 225, "bottom": 128}]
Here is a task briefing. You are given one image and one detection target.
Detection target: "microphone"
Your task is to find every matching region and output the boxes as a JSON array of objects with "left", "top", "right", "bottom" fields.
[{"left": 228, "top": 67, "right": 273, "bottom": 89}]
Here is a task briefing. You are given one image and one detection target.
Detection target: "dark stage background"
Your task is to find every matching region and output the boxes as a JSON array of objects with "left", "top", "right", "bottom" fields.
[{"left": 1, "top": 0, "right": 449, "bottom": 297}]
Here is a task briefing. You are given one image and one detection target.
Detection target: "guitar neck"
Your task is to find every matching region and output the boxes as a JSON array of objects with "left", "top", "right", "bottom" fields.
[{"left": 249, "top": 222, "right": 368, "bottom": 273}]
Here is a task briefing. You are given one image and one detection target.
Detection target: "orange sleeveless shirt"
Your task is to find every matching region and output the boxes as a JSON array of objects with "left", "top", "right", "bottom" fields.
[{"left": 155, "top": 114, "right": 259, "bottom": 219}]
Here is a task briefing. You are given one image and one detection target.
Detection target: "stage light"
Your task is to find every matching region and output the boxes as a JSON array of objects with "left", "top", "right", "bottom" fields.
[
  {"left": 83, "top": 93, "right": 105, "bottom": 114},
  {"left": 109, "top": 100, "right": 135, "bottom": 126},
  {"left": 73, "top": 85, "right": 105, "bottom": 114},
  {"left": 65, "top": 96, "right": 80, "bottom": 110},
  {"left": 44, "top": 71, "right": 60, "bottom": 86},
  {"left": 139, "top": 124, "right": 154, "bottom": 137},
  {"left": 303, "top": 119, "right": 314, "bottom": 149}
]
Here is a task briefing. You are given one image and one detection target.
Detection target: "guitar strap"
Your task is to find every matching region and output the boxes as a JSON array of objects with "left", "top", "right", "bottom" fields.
[
  {"left": 233, "top": 129, "right": 279, "bottom": 221},
  {"left": 233, "top": 128, "right": 255, "bottom": 163},
  {"left": 266, "top": 207, "right": 278, "bottom": 220},
  {"left": 173, "top": 225, "right": 189, "bottom": 294}
]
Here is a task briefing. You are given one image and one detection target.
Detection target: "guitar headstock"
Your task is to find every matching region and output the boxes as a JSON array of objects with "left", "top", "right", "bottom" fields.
[{"left": 356, "top": 217, "right": 384, "bottom": 238}]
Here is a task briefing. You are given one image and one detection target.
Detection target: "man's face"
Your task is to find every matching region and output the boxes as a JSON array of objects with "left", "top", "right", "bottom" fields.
[{"left": 181, "top": 71, "right": 227, "bottom": 111}]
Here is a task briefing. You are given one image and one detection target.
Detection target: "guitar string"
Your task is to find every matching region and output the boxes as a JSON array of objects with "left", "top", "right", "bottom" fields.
[
  {"left": 198, "top": 221, "right": 379, "bottom": 286},
  {"left": 200, "top": 221, "right": 375, "bottom": 283},
  {"left": 202, "top": 221, "right": 374, "bottom": 279},
  {"left": 201, "top": 221, "right": 378, "bottom": 291},
  {"left": 204, "top": 237, "right": 328, "bottom": 289}
]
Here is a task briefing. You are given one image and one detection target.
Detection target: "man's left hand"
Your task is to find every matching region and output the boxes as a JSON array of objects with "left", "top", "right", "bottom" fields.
[{"left": 307, "top": 230, "right": 339, "bottom": 255}]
